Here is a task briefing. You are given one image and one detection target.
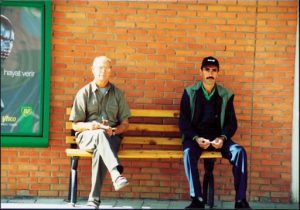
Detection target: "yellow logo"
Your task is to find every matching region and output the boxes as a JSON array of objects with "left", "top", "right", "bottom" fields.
[{"left": 21, "top": 106, "right": 33, "bottom": 117}]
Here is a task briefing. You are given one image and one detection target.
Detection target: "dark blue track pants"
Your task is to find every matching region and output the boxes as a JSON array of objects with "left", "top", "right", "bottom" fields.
[{"left": 183, "top": 139, "right": 248, "bottom": 201}]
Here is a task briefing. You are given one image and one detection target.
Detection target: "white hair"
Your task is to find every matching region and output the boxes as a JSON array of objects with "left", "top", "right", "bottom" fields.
[{"left": 92, "top": 56, "right": 112, "bottom": 67}]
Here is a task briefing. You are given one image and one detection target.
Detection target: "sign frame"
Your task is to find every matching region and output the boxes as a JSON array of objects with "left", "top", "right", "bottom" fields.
[{"left": 1, "top": 0, "right": 51, "bottom": 147}]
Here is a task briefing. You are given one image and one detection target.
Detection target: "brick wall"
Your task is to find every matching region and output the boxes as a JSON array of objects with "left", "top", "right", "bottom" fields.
[{"left": 1, "top": 0, "right": 298, "bottom": 203}]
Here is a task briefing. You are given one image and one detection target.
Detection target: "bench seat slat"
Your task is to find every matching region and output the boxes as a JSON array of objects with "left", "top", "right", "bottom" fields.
[
  {"left": 66, "top": 149, "right": 93, "bottom": 157},
  {"left": 66, "top": 149, "right": 221, "bottom": 159},
  {"left": 200, "top": 151, "right": 222, "bottom": 158},
  {"left": 66, "top": 148, "right": 182, "bottom": 159},
  {"left": 66, "top": 136, "right": 76, "bottom": 144}
]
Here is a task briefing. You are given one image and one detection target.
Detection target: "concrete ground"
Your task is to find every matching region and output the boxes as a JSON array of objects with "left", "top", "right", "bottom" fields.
[{"left": 1, "top": 197, "right": 299, "bottom": 209}]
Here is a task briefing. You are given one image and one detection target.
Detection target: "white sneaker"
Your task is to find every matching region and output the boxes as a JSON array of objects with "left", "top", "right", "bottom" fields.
[{"left": 113, "top": 176, "right": 129, "bottom": 191}]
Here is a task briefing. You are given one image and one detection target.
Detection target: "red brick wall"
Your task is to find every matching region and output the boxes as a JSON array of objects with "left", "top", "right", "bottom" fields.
[{"left": 1, "top": 0, "right": 298, "bottom": 203}]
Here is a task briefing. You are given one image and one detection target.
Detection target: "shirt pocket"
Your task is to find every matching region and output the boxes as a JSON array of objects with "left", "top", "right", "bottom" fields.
[
  {"left": 86, "top": 97, "right": 99, "bottom": 117},
  {"left": 106, "top": 101, "right": 118, "bottom": 121}
]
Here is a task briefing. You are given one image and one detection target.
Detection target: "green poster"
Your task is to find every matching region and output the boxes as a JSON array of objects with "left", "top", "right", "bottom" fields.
[{"left": 1, "top": 6, "right": 42, "bottom": 136}]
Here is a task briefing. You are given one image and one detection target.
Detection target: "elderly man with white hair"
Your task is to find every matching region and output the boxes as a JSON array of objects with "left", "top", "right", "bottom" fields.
[{"left": 69, "top": 56, "right": 130, "bottom": 209}]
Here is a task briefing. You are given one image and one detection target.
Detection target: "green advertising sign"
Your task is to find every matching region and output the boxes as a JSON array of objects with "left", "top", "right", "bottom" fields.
[{"left": 1, "top": 0, "right": 51, "bottom": 147}]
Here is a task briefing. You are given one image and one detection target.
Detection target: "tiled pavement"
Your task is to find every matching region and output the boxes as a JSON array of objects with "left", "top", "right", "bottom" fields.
[{"left": 1, "top": 197, "right": 299, "bottom": 209}]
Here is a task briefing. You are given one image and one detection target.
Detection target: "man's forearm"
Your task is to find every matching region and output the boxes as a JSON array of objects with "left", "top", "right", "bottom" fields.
[
  {"left": 72, "top": 121, "right": 101, "bottom": 132},
  {"left": 114, "top": 119, "right": 129, "bottom": 135},
  {"left": 72, "top": 122, "right": 91, "bottom": 132},
  {"left": 72, "top": 122, "right": 90, "bottom": 132}
]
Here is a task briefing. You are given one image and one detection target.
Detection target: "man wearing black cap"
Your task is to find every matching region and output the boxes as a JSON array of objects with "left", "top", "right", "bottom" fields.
[{"left": 179, "top": 56, "right": 251, "bottom": 209}]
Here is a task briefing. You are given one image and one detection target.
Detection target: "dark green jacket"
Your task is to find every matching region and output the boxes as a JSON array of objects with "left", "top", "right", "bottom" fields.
[{"left": 179, "top": 81, "right": 237, "bottom": 141}]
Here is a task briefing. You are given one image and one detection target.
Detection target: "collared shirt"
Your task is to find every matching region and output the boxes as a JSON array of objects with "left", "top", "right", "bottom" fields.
[
  {"left": 69, "top": 81, "right": 131, "bottom": 127},
  {"left": 201, "top": 85, "right": 216, "bottom": 101}
]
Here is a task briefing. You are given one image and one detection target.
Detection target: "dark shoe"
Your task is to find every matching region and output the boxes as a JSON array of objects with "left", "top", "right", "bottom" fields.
[
  {"left": 235, "top": 199, "right": 251, "bottom": 209},
  {"left": 86, "top": 199, "right": 100, "bottom": 209},
  {"left": 185, "top": 198, "right": 205, "bottom": 209}
]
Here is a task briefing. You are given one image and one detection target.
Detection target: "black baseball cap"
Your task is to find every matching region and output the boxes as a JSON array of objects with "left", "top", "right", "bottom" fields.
[{"left": 201, "top": 56, "right": 219, "bottom": 69}]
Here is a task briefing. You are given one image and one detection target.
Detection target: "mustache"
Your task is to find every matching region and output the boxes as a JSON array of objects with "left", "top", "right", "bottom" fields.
[{"left": 206, "top": 76, "right": 215, "bottom": 80}]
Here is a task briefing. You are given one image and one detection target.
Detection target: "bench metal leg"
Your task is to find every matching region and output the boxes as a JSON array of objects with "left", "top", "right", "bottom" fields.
[
  {"left": 67, "top": 156, "right": 79, "bottom": 206},
  {"left": 203, "top": 158, "right": 215, "bottom": 208}
]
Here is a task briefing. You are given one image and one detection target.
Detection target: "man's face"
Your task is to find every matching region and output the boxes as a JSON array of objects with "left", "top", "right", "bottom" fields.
[
  {"left": 1, "top": 16, "right": 15, "bottom": 61},
  {"left": 92, "top": 59, "right": 111, "bottom": 84},
  {"left": 201, "top": 65, "right": 219, "bottom": 86}
]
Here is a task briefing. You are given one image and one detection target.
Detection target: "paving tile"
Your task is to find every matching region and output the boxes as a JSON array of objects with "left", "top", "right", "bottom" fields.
[
  {"left": 142, "top": 199, "right": 170, "bottom": 209},
  {"left": 221, "top": 201, "right": 235, "bottom": 209},
  {"left": 99, "top": 198, "right": 117, "bottom": 209},
  {"left": 168, "top": 200, "right": 190, "bottom": 209},
  {"left": 35, "top": 198, "right": 66, "bottom": 204},
  {"left": 274, "top": 203, "right": 300, "bottom": 209},
  {"left": 1, "top": 203, "right": 32, "bottom": 209},
  {"left": 1, "top": 198, "right": 9, "bottom": 203},
  {"left": 7, "top": 198, "right": 36, "bottom": 204},
  {"left": 206, "top": 200, "right": 223, "bottom": 209},
  {"left": 115, "top": 199, "right": 143, "bottom": 209},
  {"left": 250, "top": 202, "right": 277, "bottom": 209},
  {"left": 1, "top": 203, "right": 68, "bottom": 209},
  {"left": 223, "top": 201, "right": 284, "bottom": 209}
]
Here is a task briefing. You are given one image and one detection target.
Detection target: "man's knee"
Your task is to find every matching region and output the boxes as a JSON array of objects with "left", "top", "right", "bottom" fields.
[
  {"left": 230, "top": 144, "right": 247, "bottom": 162},
  {"left": 183, "top": 147, "right": 199, "bottom": 162},
  {"left": 93, "top": 129, "right": 107, "bottom": 139},
  {"left": 235, "top": 145, "right": 246, "bottom": 155},
  {"left": 93, "top": 129, "right": 105, "bottom": 135}
]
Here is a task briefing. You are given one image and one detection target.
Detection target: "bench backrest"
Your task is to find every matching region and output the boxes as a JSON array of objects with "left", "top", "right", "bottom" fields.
[{"left": 65, "top": 108, "right": 181, "bottom": 147}]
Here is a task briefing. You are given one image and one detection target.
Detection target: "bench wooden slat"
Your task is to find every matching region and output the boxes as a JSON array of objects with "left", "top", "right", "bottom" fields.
[
  {"left": 66, "top": 136, "right": 182, "bottom": 145},
  {"left": 122, "top": 137, "right": 181, "bottom": 145},
  {"left": 119, "top": 150, "right": 182, "bottom": 159},
  {"left": 66, "top": 108, "right": 179, "bottom": 118},
  {"left": 67, "top": 107, "right": 72, "bottom": 115},
  {"left": 66, "top": 149, "right": 221, "bottom": 159},
  {"left": 200, "top": 151, "right": 222, "bottom": 159},
  {"left": 131, "top": 109, "right": 179, "bottom": 118},
  {"left": 66, "top": 136, "right": 76, "bottom": 144},
  {"left": 66, "top": 148, "right": 182, "bottom": 159},
  {"left": 129, "top": 123, "right": 179, "bottom": 132},
  {"left": 66, "top": 122, "right": 179, "bottom": 132},
  {"left": 66, "top": 148, "right": 93, "bottom": 157},
  {"left": 66, "top": 122, "right": 72, "bottom": 130}
]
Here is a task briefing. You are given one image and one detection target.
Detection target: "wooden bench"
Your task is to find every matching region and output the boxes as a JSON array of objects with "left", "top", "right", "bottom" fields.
[{"left": 65, "top": 108, "right": 222, "bottom": 207}]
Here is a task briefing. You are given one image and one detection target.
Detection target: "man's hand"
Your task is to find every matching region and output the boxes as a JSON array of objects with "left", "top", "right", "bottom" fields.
[
  {"left": 73, "top": 119, "right": 129, "bottom": 137},
  {"left": 196, "top": 137, "right": 211, "bottom": 149},
  {"left": 90, "top": 121, "right": 115, "bottom": 136},
  {"left": 211, "top": 137, "right": 224, "bottom": 149},
  {"left": 88, "top": 121, "right": 101, "bottom": 130},
  {"left": 105, "top": 127, "right": 113, "bottom": 136},
  {"left": 88, "top": 121, "right": 109, "bottom": 131}
]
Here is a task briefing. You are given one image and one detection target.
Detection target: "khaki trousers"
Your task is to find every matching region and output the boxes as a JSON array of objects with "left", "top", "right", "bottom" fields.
[{"left": 76, "top": 129, "right": 122, "bottom": 202}]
